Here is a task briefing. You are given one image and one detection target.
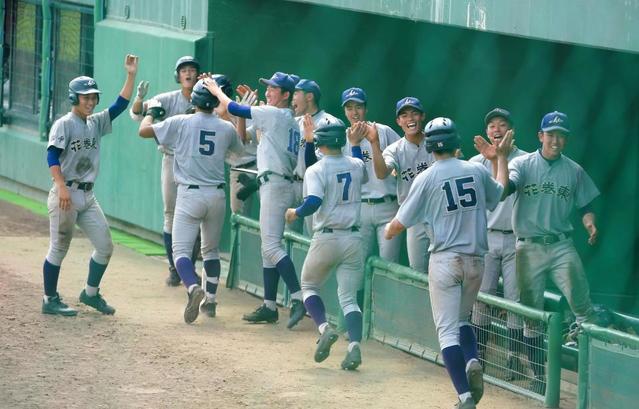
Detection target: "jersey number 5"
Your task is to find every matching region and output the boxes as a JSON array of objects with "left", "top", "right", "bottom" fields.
[
  {"left": 442, "top": 176, "right": 477, "bottom": 212},
  {"left": 337, "top": 172, "right": 352, "bottom": 201},
  {"left": 199, "top": 130, "right": 215, "bottom": 156}
]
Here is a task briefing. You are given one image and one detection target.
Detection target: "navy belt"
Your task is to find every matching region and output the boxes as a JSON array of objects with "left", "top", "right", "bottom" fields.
[
  {"left": 362, "top": 195, "right": 397, "bottom": 204},
  {"left": 321, "top": 226, "right": 359, "bottom": 233},
  {"left": 237, "top": 160, "right": 256, "bottom": 168},
  {"left": 187, "top": 184, "right": 225, "bottom": 190},
  {"left": 66, "top": 181, "right": 93, "bottom": 191},
  {"left": 518, "top": 232, "right": 570, "bottom": 245},
  {"left": 292, "top": 175, "right": 304, "bottom": 182},
  {"left": 489, "top": 228, "right": 514, "bottom": 234},
  {"left": 257, "top": 172, "right": 294, "bottom": 186}
]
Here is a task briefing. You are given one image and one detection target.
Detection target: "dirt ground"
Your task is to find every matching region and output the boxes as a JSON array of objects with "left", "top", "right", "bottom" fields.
[{"left": 0, "top": 200, "right": 570, "bottom": 409}]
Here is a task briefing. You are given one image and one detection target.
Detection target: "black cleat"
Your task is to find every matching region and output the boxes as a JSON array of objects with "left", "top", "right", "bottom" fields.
[
  {"left": 79, "top": 289, "right": 115, "bottom": 315},
  {"left": 314, "top": 327, "right": 339, "bottom": 363},
  {"left": 466, "top": 359, "right": 484, "bottom": 404},
  {"left": 184, "top": 287, "right": 205, "bottom": 324},
  {"left": 200, "top": 299, "right": 217, "bottom": 318},
  {"left": 42, "top": 294, "right": 77, "bottom": 316},
  {"left": 242, "top": 304, "right": 278, "bottom": 323},
  {"left": 341, "top": 344, "right": 362, "bottom": 370},
  {"left": 166, "top": 266, "right": 181, "bottom": 287},
  {"left": 287, "top": 299, "right": 306, "bottom": 329}
]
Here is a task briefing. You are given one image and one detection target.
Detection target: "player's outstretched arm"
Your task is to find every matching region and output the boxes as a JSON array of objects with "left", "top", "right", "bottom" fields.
[
  {"left": 495, "top": 130, "right": 514, "bottom": 198},
  {"left": 130, "top": 80, "right": 149, "bottom": 117},
  {"left": 138, "top": 114, "right": 156, "bottom": 138},
  {"left": 364, "top": 123, "right": 392, "bottom": 179},
  {"left": 582, "top": 212, "right": 598, "bottom": 245},
  {"left": 119, "top": 54, "right": 139, "bottom": 101}
]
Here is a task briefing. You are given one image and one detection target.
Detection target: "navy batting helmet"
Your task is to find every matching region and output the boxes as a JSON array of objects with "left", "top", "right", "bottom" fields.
[
  {"left": 68, "top": 76, "right": 101, "bottom": 105},
  {"left": 191, "top": 79, "right": 219, "bottom": 110},
  {"left": 211, "top": 74, "right": 232, "bottom": 98},
  {"left": 424, "top": 117, "right": 460, "bottom": 153},
  {"left": 174, "top": 55, "right": 200, "bottom": 83},
  {"left": 314, "top": 120, "right": 346, "bottom": 148}
]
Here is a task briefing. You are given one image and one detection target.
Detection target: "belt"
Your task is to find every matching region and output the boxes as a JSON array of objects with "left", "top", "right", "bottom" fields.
[
  {"left": 488, "top": 228, "right": 514, "bottom": 234},
  {"left": 362, "top": 195, "right": 397, "bottom": 204},
  {"left": 257, "top": 171, "right": 293, "bottom": 186},
  {"left": 187, "top": 184, "right": 225, "bottom": 190},
  {"left": 292, "top": 175, "right": 304, "bottom": 182},
  {"left": 66, "top": 181, "right": 93, "bottom": 191},
  {"left": 518, "top": 232, "right": 571, "bottom": 245},
  {"left": 321, "top": 226, "right": 359, "bottom": 233},
  {"left": 237, "top": 160, "right": 256, "bottom": 168}
]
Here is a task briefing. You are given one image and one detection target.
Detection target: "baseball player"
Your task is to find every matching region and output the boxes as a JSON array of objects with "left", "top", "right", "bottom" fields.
[
  {"left": 470, "top": 108, "right": 528, "bottom": 378},
  {"left": 138, "top": 78, "right": 244, "bottom": 323},
  {"left": 285, "top": 121, "right": 367, "bottom": 370},
  {"left": 291, "top": 79, "right": 341, "bottom": 235},
  {"left": 385, "top": 117, "right": 511, "bottom": 409},
  {"left": 41, "top": 54, "right": 138, "bottom": 316},
  {"left": 367, "top": 97, "right": 434, "bottom": 273},
  {"left": 476, "top": 111, "right": 600, "bottom": 394},
  {"left": 204, "top": 72, "right": 306, "bottom": 329},
  {"left": 130, "top": 56, "right": 201, "bottom": 286},
  {"left": 341, "top": 87, "right": 402, "bottom": 267}
]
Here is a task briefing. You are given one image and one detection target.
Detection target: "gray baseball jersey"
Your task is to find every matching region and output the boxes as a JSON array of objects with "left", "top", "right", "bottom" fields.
[
  {"left": 149, "top": 90, "right": 193, "bottom": 154},
  {"left": 250, "top": 105, "right": 299, "bottom": 177},
  {"left": 47, "top": 109, "right": 112, "bottom": 183},
  {"left": 304, "top": 155, "right": 366, "bottom": 232},
  {"left": 152, "top": 112, "right": 243, "bottom": 185},
  {"left": 470, "top": 147, "right": 527, "bottom": 230},
  {"left": 508, "top": 150, "right": 600, "bottom": 237},
  {"left": 396, "top": 158, "right": 503, "bottom": 255},
  {"left": 294, "top": 110, "right": 341, "bottom": 178},
  {"left": 383, "top": 137, "right": 435, "bottom": 204}
]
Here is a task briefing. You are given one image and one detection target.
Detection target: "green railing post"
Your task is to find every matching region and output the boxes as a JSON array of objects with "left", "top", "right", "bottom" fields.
[
  {"left": 362, "top": 257, "right": 375, "bottom": 340},
  {"left": 226, "top": 213, "right": 239, "bottom": 289},
  {"left": 39, "top": 0, "right": 52, "bottom": 141},
  {"left": 0, "top": 0, "right": 6, "bottom": 125},
  {"left": 94, "top": 0, "right": 105, "bottom": 24},
  {"left": 545, "top": 312, "right": 562, "bottom": 407},
  {"left": 577, "top": 331, "right": 590, "bottom": 409}
]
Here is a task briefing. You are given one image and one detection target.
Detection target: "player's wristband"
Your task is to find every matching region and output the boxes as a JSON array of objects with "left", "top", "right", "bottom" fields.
[
  {"left": 108, "top": 95, "right": 130, "bottom": 121},
  {"left": 47, "top": 146, "right": 62, "bottom": 167},
  {"left": 295, "top": 195, "right": 322, "bottom": 217}
]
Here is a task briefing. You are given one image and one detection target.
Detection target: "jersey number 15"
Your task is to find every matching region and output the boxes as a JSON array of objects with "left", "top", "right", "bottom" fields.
[{"left": 442, "top": 176, "right": 477, "bottom": 212}]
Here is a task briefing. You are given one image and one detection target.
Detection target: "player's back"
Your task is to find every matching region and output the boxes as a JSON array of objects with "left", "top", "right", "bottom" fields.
[
  {"left": 306, "top": 155, "right": 365, "bottom": 232},
  {"left": 411, "top": 158, "right": 502, "bottom": 255}
]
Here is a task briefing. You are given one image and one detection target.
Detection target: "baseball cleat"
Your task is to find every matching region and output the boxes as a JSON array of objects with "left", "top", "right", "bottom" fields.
[
  {"left": 200, "top": 299, "right": 217, "bottom": 318},
  {"left": 42, "top": 294, "right": 78, "bottom": 316},
  {"left": 184, "top": 287, "right": 205, "bottom": 324},
  {"left": 466, "top": 359, "right": 484, "bottom": 404},
  {"left": 79, "top": 289, "right": 115, "bottom": 315},
  {"left": 242, "top": 304, "right": 278, "bottom": 323},
  {"left": 287, "top": 299, "right": 306, "bottom": 329},
  {"left": 314, "top": 327, "right": 339, "bottom": 363},
  {"left": 341, "top": 344, "right": 362, "bottom": 370},
  {"left": 454, "top": 398, "right": 477, "bottom": 409},
  {"left": 166, "top": 266, "right": 181, "bottom": 287}
]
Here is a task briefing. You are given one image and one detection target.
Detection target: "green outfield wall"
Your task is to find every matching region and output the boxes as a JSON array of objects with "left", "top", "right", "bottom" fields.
[{"left": 0, "top": 0, "right": 637, "bottom": 313}]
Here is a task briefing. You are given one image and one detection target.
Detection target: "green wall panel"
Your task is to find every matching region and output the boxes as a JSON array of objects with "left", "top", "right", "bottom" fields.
[{"left": 0, "top": 129, "right": 50, "bottom": 191}]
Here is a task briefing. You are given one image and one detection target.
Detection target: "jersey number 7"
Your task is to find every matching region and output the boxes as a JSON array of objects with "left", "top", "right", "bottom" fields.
[{"left": 337, "top": 172, "right": 352, "bottom": 201}]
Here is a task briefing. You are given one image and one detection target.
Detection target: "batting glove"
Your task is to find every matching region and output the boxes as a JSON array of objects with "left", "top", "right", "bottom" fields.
[{"left": 136, "top": 80, "right": 150, "bottom": 99}]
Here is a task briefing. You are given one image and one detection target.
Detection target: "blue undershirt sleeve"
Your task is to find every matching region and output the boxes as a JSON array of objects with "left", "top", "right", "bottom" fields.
[
  {"left": 228, "top": 101, "right": 252, "bottom": 119},
  {"left": 295, "top": 195, "right": 322, "bottom": 217},
  {"left": 305, "top": 141, "right": 318, "bottom": 167},
  {"left": 351, "top": 146, "right": 363, "bottom": 161},
  {"left": 47, "top": 146, "right": 63, "bottom": 167},
  {"left": 108, "top": 96, "right": 130, "bottom": 121}
]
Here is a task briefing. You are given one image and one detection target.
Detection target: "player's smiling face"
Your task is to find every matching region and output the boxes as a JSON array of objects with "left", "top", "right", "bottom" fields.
[
  {"left": 73, "top": 93, "right": 99, "bottom": 119},
  {"left": 343, "top": 101, "right": 366, "bottom": 125},
  {"left": 538, "top": 130, "right": 567, "bottom": 160},
  {"left": 396, "top": 107, "right": 425, "bottom": 136},
  {"left": 292, "top": 90, "right": 308, "bottom": 116},
  {"left": 178, "top": 65, "right": 198, "bottom": 90},
  {"left": 265, "top": 86, "right": 289, "bottom": 108},
  {"left": 486, "top": 117, "right": 511, "bottom": 144}
]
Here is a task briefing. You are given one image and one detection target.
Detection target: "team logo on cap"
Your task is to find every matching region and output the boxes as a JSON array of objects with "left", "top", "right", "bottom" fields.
[
  {"left": 549, "top": 115, "right": 563, "bottom": 124},
  {"left": 87, "top": 79, "right": 96, "bottom": 86},
  {"left": 346, "top": 89, "right": 358, "bottom": 97}
]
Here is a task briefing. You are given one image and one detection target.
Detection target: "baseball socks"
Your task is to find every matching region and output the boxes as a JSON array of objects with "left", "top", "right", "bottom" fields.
[
  {"left": 459, "top": 325, "right": 479, "bottom": 361},
  {"left": 262, "top": 267, "right": 279, "bottom": 310},
  {"left": 275, "top": 256, "right": 302, "bottom": 298},
  {"left": 162, "top": 232, "right": 176, "bottom": 269},
  {"left": 42, "top": 259, "right": 61, "bottom": 301},
  {"left": 442, "top": 345, "right": 473, "bottom": 403},
  {"left": 203, "top": 259, "right": 220, "bottom": 301},
  {"left": 175, "top": 257, "right": 200, "bottom": 290},
  {"left": 304, "top": 295, "right": 327, "bottom": 328}
]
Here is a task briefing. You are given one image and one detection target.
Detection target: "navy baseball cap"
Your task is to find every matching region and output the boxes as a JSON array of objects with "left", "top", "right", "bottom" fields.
[
  {"left": 541, "top": 111, "right": 570, "bottom": 133},
  {"left": 484, "top": 108, "right": 513, "bottom": 125},
  {"left": 259, "top": 72, "right": 297, "bottom": 92},
  {"left": 341, "top": 87, "right": 367, "bottom": 106},
  {"left": 395, "top": 97, "right": 424, "bottom": 116},
  {"left": 295, "top": 79, "right": 321, "bottom": 101}
]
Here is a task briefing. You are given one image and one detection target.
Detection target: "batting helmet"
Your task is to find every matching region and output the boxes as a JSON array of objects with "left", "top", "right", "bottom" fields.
[
  {"left": 68, "top": 76, "right": 101, "bottom": 105},
  {"left": 211, "top": 74, "right": 232, "bottom": 98},
  {"left": 174, "top": 55, "right": 200, "bottom": 83},
  {"left": 314, "top": 120, "right": 346, "bottom": 149},
  {"left": 191, "top": 79, "right": 219, "bottom": 110},
  {"left": 424, "top": 117, "right": 460, "bottom": 153}
]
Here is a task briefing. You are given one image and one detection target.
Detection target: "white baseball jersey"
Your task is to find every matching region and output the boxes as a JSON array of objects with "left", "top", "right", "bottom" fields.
[
  {"left": 149, "top": 90, "right": 193, "bottom": 155},
  {"left": 47, "top": 109, "right": 112, "bottom": 183},
  {"left": 250, "top": 105, "right": 299, "bottom": 177},
  {"left": 152, "top": 112, "right": 243, "bottom": 185},
  {"left": 396, "top": 158, "right": 503, "bottom": 255},
  {"left": 294, "top": 110, "right": 341, "bottom": 178},
  {"left": 226, "top": 118, "right": 257, "bottom": 167},
  {"left": 346, "top": 123, "right": 400, "bottom": 199},
  {"left": 508, "top": 150, "right": 600, "bottom": 237},
  {"left": 304, "top": 155, "right": 366, "bottom": 232},
  {"left": 470, "top": 147, "right": 527, "bottom": 230},
  {"left": 383, "top": 137, "right": 435, "bottom": 204}
]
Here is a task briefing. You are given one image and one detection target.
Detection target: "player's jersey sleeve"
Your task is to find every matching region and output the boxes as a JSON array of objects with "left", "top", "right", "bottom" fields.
[
  {"left": 226, "top": 125, "right": 246, "bottom": 158},
  {"left": 152, "top": 115, "right": 182, "bottom": 147},
  {"left": 250, "top": 105, "right": 278, "bottom": 130},
  {"left": 47, "top": 118, "right": 68, "bottom": 150},
  {"left": 395, "top": 170, "right": 429, "bottom": 228},
  {"left": 304, "top": 164, "right": 325, "bottom": 200},
  {"left": 479, "top": 164, "right": 504, "bottom": 211},
  {"left": 575, "top": 166, "right": 600, "bottom": 208},
  {"left": 378, "top": 124, "right": 401, "bottom": 147},
  {"left": 508, "top": 155, "right": 525, "bottom": 190},
  {"left": 382, "top": 142, "right": 399, "bottom": 172}
]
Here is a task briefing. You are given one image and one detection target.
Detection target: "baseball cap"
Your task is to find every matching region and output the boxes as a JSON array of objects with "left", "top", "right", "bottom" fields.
[
  {"left": 295, "top": 79, "right": 321, "bottom": 101},
  {"left": 259, "top": 72, "right": 297, "bottom": 93},
  {"left": 395, "top": 97, "right": 424, "bottom": 116},
  {"left": 341, "top": 87, "right": 367, "bottom": 106},
  {"left": 484, "top": 108, "right": 513, "bottom": 125},
  {"left": 540, "top": 111, "right": 570, "bottom": 133}
]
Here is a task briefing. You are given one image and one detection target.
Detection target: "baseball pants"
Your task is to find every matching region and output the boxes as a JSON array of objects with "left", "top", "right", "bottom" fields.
[
  {"left": 360, "top": 199, "right": 401, "bottom": 272},
  {"left": 259, "top": 175, "right": 296, "bottom": 268},
  {"left": 46, "top": 185, "right": 113, "bottom": 266},
  {"left": 428, "top": 251, "right": 484, "bottom": 350},
  {"left": 161, "top": 153, "right": 178, "bottom": 233}
]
